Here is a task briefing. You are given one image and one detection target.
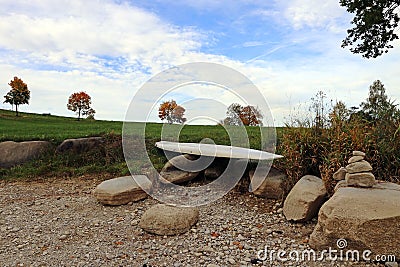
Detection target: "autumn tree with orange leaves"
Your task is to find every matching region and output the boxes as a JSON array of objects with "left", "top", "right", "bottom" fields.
[
  {"left": 67, "top": 91, "right": 95, "bottom": 120},
  {"left": 224, "top": 103, "right": 263, "bottom": 126},
  {"left": 158, "top": 100, "right": 187, "bottom": 124},
  {"left": 3, "top": 76, "right": 30, "bottom": 116}
]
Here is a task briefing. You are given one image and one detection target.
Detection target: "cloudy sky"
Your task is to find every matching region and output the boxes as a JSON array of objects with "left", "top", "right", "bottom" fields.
[{"left": 0, "top": 0, "right": 399, "bottom": 125}]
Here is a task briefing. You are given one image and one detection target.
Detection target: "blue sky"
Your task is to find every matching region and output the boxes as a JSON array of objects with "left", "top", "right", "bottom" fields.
[{"left": 0, "top": 0, "right": 399, "bottom": 125}]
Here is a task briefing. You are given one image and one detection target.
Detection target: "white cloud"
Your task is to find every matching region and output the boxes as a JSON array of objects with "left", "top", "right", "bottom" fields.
[
  {"left": 281, "top": 0, "right": 348, "bottom": 30},
  {"left": 0, "top": 0, "right": 399, "bottom": 128}
]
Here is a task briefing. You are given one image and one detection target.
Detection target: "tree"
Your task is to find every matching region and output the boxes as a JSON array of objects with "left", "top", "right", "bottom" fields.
[
  {"left": 361, "top": 80, "right": 399, "bottom": 121},
  {"left": 158, "top": 100, "right": 186, "bottom": 124},
  {"left": 340, "top": 0, "right": 400, "bottom": 58},
  {"left": 225, "top": 103, "right": 243, "bottom": 126},
  {"left": 239, "top": 105, "right": 263, "bottom": 126},
  {"left": 3, "top": 76, "right": 30, "bottom": 116},
  {"left": 67, "top": 91, "right": 95, "bottom": 120},
  {"left": 224, "top": 103, "right": 263, "bottom": 126}
]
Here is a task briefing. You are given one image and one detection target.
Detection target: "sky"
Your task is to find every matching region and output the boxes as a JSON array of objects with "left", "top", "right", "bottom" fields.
[{"left": 0, "top": 0, "right": 399, "bottom": 126}]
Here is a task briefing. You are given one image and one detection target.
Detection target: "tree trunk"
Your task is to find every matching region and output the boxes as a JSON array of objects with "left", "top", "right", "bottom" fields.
[
  {"left": 78, "top": 108, "right": 81, "bottom": 121},
  {"left": 15, "top": 105, "right": 19, "bottom": 117}
]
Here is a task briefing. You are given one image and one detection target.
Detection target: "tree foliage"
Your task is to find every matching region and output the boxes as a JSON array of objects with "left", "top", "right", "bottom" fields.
[
  {"left": 340, "top": 0, "right": 400, "bottom": 58},
  {"left": 158, "top": 100, "right": 187, "bottom": 124},
  {"left": 67, "top": 91, "right": 95, "bottom": 120},
  {"left": 361, "top": 79, "right": 399, "bottom": 121},
  {"left": 224, "top": 103, "right": 263, "bottom": 126},
  {"left": 3, "top": 76, "right": 30, "bottom": 116}
]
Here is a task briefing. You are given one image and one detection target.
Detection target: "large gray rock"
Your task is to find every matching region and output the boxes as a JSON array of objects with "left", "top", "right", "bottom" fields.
[
  {"left": 309, "top": 182, "right": 400, "bottom": 259},
  {"left": 249, "top": 167, "right": 286, "bottom": 200},
  {"left": 160, "top": 154, "right": 200, "bottom": 184},
  {"left": 0, "top": 141, "right": 52, "bottom": 168},
  {"left": 56, "top": 137, "right": 103, "bottom": 154},
  {"left": 93, "top": 176, "right": 147, "bottom": 205},
  {"left": 283, "top": 175, "right": 327, "bottom": 222},
  {"left": 139, "top": 204, "right": 199, "bottom": 235}
]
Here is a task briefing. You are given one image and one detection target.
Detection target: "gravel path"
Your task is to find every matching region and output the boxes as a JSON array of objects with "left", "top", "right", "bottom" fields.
[{"left": 0, "top": 177, "right": 385, "bottom": 267}]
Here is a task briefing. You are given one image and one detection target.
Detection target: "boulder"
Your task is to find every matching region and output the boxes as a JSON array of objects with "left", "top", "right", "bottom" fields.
[
  {"left": 309, "top": 182, "right": 400, "bottom": 259},
  {"left": 333, "top": 167, "right": 347, "bottom": 181},
  {"left": 249, "top": 167, "right": 285, "bottom": 200},
  {"left": 0, "top": 141, "right": 52, "bottom": 168},
  {"left": 93, "top": 176, "right": 147, "bottom": 205},
  {"left": 283, "top": 175, "right": 327, "bottom": 222},
  {"left": 345, "top": 172, "right": 376, "bottom": 187},
  {"left": 139, "top": 204, "right": 199, "bottom": 235},
  {"left": 160, "top": 154, "right": 200, "bottom": 184},
  {"left": 346, "top": 160, "right": 372, "bottom": 174},
  {"left": 56, "top": 137, "right": 103, "bottom": 154}
]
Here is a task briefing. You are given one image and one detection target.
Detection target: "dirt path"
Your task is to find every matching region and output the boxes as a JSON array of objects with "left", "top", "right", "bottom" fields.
[{"left": 0, "top": 177, "right": 383, "bottom": 267}]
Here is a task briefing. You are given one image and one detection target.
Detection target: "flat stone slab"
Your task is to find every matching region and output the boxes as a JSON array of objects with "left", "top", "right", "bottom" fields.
[
  {"left": 139, "top": 204, "right": 199, "bottom": 235},
  {"left": 155, "top": 141, "right": 283, "bottom": 160},
  {"left": 93, "top": 176, "right": 147, "bottom": 205}
]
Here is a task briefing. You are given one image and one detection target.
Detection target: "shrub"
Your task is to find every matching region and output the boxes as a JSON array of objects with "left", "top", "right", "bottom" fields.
[{"left": 275, "top": 83, "right": 400, "bottom": 196}]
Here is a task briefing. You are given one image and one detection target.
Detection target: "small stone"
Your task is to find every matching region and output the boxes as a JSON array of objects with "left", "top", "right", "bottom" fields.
[
  {"left": 333, "top": 167, "right": 347, "bottom": 181},
  {"left": 353, "top": 151, "right": 366, "bottom": 157},
  {"left": 93, "top": 176, "right": 148, "bottom": 206},
  {"left": 346, "top": 160, "right": 372, "bottom": 174},
  {"left": 59, "top": 235, "right": 68, "bottom": 240},
  {"left": 385, "top": 262, "right": 398, "bottom": 267},
  {"left": 345, "top": 172, "right": 376, "bottom": 188},
  {"left": 227, "top": 258, "right": 235, "bottom": 264},
  {"left": 348, "top": 155, "right": 364, "bottom": 164},
  {"left": 139, "top": 204, "right": 199, "bottom": 235}
]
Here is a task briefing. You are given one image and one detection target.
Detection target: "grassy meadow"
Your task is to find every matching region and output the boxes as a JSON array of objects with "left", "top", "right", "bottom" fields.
[{"left": 1, "top": 109, "right": 279, "bottom": 180}]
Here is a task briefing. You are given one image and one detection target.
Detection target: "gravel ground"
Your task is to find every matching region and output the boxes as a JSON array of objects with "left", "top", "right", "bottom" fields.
[{"left": 0, "top": 177, "right": 386, "bottom": 267}]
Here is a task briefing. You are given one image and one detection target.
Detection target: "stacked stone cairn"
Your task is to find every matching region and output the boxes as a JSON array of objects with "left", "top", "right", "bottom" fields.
[{"left": 334, "top": 150, "right": 376, "bottom": 187}]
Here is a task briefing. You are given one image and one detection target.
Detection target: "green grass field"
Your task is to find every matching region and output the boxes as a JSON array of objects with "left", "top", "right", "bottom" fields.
[
  {"left": 0, "top": 109, "right": 123, "bottom": 142},
  {"left": 1, "top": 109, "right": 280, "bottom": 180}
]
